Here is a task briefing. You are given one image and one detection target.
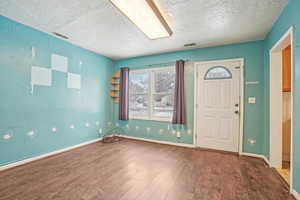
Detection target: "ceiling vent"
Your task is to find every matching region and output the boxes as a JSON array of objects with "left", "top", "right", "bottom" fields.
[
  {"left": 184, "top": 43, "right": 196, "bottom": 47},
  {"left": 53, "top": 32, "right": 69, "bottom": 40}
]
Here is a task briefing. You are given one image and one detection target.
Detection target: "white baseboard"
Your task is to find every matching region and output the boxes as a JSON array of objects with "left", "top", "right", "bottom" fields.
[
  {"left": 0, "top": 138, "right": 102, "bottom": 171},
  {"left": 293, "top": 189, "right": 300, "bottom": 200},
  {"left": 240, "top": 152, "right": 270, "bottom": 166},
  {"left": 118, "top": 135, "right": 195, "bottom": 148}
]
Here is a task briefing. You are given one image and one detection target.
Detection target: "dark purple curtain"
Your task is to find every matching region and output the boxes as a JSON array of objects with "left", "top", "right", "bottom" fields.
[
  {"left": 119, "top": 67, "right": 129, "bottom": 120},
  {"left": 172, "top": 60, "right": 186, "bottom": 124}
]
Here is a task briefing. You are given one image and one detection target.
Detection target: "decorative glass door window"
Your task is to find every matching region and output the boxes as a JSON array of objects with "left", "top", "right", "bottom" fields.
[{"left": 204, "top": 66, "right": 232, "bottom": 80}]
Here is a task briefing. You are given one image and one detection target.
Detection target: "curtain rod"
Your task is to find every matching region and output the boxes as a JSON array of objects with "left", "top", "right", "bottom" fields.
[{"left": 136, "top": 59, "right": 189, "bottom": 68}]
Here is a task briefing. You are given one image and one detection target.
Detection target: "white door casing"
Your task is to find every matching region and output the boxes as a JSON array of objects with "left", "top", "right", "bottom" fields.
[
  {"left": 269, "top": 27, "right": 294, "bottom": 193},
  {"left": 196, "top": 60, "right": 242, "bottom": 152}
]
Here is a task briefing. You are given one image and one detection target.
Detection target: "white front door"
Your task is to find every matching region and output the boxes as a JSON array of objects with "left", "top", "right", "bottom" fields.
[{"left": 196, "top": 60, "right": 241, "bottom": 152}]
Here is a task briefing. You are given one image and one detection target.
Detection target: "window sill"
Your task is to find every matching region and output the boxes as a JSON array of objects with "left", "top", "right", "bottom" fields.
[{"left": 129, "top": 117, "right": 171, "bottom": 123}]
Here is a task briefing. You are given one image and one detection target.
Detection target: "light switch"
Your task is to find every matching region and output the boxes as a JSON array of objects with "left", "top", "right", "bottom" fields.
[{"left": 248, "top": 97, "right": 256, "bottom": 104}]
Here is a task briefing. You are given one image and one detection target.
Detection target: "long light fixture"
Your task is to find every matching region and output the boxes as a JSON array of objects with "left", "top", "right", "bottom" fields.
[{"left": 110, "top": 0, "right": 172, "bottom": 40}]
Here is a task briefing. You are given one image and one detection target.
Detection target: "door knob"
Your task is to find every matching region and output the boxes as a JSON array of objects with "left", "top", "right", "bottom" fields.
[{"left": 234, "top": 110, "right": 239, "bottom": 114}]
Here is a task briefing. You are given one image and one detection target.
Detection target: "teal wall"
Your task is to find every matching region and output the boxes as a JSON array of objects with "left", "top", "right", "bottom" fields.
[
  {"left": 0, "top": 16, "right": 114, "bottom": 166},
  {"left": 264, "top": 0, "right": 300, "bottom": 193},
  {"left": 114, "top": 41, "right": 265, "bottom": 154}
]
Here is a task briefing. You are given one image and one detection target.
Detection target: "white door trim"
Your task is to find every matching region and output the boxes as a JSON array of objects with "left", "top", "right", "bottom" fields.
[
  {"left": 193, "top": 58, "right": 244, "bottom": 154},
  {"left": 269, "top": 26, "right": 294, "bottom": 193}
]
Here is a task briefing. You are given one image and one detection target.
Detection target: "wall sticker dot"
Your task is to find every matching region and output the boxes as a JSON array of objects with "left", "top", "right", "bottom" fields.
[
  {"left": 3, "top": 133, "right": 12, "bottom": 140},
  {"left": 187, "top": 129, "right": 192, "bottom": 135},
  {"left": 27, "top": 130, "right": 35, "bottom": 137},
  {"left": 172, "top": 130, "right": 176, "bottom": 135},
  {"left": 98, "top": 128, "right": 102, "bottom": 134},
  {"left": 115, "top": 123, "right": 119, "bottom": 127},
  {"left": 126, "top": 124, "right": 130, "bottom": 129},
  {"left": 96, "top": 121, "right": 100, "bottom": 126},
  {"left": 135, "top": 126, "right": 139, "bottom": 130},
  {"left": 70, "top": 124, "right": 75, "bottom": 129},
  {"left": 159, "top": 129, "right": 164, "bottom": 134},
  {"left": 52, "top": 127, "right": 57, "bottom": 132},
  {"left": 3, "top": 130, "right": 13, "bottom": 141},
  {"left": 85, "top": 122, "right": 90, "bottom": 127},
  {"left": 146, "top": 127, "right": 151, "bottom": 132},
  {"left": 248, "top": 138, "right": 256, "bottom": 145}
]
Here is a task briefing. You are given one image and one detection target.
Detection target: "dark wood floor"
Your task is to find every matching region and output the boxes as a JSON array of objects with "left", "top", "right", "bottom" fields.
[{"left": 0, "top": 139, "right": 294, "bottom": 200}]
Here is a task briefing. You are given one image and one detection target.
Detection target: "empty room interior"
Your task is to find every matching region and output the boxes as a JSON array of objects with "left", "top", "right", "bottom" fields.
[{"left": 1, "top": 0, "right": 300, "bottom": 199}]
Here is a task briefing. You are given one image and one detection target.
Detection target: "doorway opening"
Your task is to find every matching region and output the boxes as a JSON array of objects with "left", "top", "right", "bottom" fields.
[{"left": 269, "top": 27, "right": 293, "bottom": 191}]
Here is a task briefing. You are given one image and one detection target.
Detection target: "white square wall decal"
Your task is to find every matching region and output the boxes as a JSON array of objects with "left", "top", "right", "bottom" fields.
[
  {"left": 68, "top": 73, "right": 81, "bottom": 89},
  {"left": 31, "top": 66, "right": 52, "bottom": 86},
  {"left": 51, "top": 54, "right": 68, "bottom": 72}
]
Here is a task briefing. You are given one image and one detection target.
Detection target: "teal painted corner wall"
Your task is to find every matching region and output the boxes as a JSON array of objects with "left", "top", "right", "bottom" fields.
[
  {"left": 113, "top": 41, "right": 265, "bottom": 154},
  {"left": 0, "top": 16, "right": 114, "bottom": 166},
  {"left": 264, "top": 0, "right": 300, "bottom": 193}
]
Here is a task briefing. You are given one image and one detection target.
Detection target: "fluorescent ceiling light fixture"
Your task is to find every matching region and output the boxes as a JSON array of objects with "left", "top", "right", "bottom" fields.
[{"left": 110, "top": 0, "right": 172, "bottom": 39}]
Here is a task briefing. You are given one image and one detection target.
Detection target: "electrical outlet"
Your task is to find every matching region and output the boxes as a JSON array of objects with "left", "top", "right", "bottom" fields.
[{"left": 248, "top": 97, "right": 256, "bottom": 104}]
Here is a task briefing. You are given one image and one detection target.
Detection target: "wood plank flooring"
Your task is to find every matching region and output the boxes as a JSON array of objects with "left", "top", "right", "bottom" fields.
[{"left": 0, "top": 139, "right": 295, "bottom": 200}]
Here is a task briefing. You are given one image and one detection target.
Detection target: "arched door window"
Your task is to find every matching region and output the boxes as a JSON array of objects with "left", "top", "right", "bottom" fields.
[{"left": 204, "top": 66, "right": 232, "bottom": 80}]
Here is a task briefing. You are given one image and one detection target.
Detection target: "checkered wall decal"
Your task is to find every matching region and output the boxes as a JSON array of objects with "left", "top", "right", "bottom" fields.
[{"left": 31, "top": 53, "right": 81, "bottom": 90}]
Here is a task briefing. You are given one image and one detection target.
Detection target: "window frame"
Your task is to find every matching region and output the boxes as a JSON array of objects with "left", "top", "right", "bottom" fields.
[{"left": 129, "top": 66, "right": 175, "bottom": 122}]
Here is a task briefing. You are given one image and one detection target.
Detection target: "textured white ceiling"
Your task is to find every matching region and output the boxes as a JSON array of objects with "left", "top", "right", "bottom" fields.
[{"left": 0, "top": 0, "right": 288, "bottom": 60}]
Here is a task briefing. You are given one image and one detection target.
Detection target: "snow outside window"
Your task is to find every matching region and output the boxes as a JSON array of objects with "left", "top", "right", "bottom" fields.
[{"left": 129, "top": 67, "right": 175, "bottom": 121}]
